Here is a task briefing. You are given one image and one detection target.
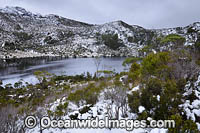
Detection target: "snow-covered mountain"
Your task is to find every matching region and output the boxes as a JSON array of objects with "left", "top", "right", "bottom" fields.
[{"left": 0, "top": 6, "right": 200, "bottom": 59}]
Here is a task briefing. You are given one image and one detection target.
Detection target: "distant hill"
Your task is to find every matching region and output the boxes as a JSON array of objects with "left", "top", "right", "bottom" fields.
[{"left": 0, "top": 6, "right": 200, "bottom": 59}]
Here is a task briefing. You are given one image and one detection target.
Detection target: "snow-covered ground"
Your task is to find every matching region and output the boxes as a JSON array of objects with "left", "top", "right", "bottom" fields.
[
  {"left": 25, "top": 73, "right": 200, "bottom": 133},
  {"left": 26, "top": 88, "right": 168, "bottom": 133}
]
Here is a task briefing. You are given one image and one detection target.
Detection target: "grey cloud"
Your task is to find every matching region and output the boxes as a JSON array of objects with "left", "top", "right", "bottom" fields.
[{"left": 0, "top": 0, "right": 200, "bottom": 29}]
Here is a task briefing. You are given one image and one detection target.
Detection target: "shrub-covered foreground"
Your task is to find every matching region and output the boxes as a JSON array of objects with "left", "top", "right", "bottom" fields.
[{"left": 128, "top": 50, "right": 200, "bottom": 132}]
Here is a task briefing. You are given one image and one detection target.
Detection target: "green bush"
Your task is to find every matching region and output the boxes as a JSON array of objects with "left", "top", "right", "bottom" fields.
[
  {"left": 138, "top": 45, "right": 153, "bottom": 56},
  {"left": 102, "top": 34, "right": 123, "bottom": 50},
  {"left": 55, "top": 101, "right": 68, "bottom": 117},
  {"left": 13, "top": 32, "right": 32, "bottom": 41},
  {"left": 68, "top": 83, "right": 102, "bottom": 106},
  {"left": 128, "top": 62, "right": 141, "bottom": 83},
  {"left": 145, "top": 77, "right": 162, "bottom": 95},
  {"left": 67, "top": 89, "right": 83, "bottom": 106},
  {"left": 54, "top": 74, "right": 92, "bottom": 83},
  {"left": 182, "top": 120, "right": 199, "bottom": 132},
  {"left": 169, "top": 114, "right": 198, "bottom": 133},
  {"left": 161, "top": 34, "right": 185, "bottom": 47},
  {"left": 141, "top": 52, "right": 171, "bottom": 79},
  {"left": 34, "top": 71, "right": 54, "bottom": 87},
  {"left": 128, "top": 91, "right": 140, "bottom": 113},
  {"left": 122, "top": 57, "right": 142, "bottom": 66},
  {"left": 140, "top": 88, "right": 157, "bottom": 112}
]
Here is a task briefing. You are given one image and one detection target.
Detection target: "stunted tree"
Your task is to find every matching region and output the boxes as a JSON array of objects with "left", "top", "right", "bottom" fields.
[
  {"left": 33, "top": 70, "right": 54, "bottom": 89},
  {"left": 93, "top": 56, "right": 102, "bottom": 78},
  {"left": 160, "top": 34, "right": 186, "bottom": 50},
  {"left": 104, "top": 81, "right": 128, "bottom": 119},
  {"left": 0, "top": 105, "right": 23, "bottom": 133},
  {"left": 34, "top": 71, "right": 53, "bottom": 84},
  {"left": 169, "top": 49, "right": 200, "bottom": 81}
]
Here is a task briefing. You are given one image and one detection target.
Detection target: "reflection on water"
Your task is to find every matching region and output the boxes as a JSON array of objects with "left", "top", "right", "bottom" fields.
[{"left": 0, "top": 57, "right": 126, "bottom": 85}]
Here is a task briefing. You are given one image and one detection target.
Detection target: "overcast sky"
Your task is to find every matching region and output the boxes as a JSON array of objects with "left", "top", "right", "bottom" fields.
[{"left": 0, "top": 0, "right": 200, "bottom": 29}]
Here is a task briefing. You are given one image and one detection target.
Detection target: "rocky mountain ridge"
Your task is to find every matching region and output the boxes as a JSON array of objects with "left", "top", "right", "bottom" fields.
[{"left": 0, "top": 6, "right": 200, "bottom": 59}]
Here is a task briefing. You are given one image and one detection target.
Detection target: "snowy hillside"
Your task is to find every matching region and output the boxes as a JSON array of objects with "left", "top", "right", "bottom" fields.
[{"left": 0, "top": 6, "right": 200, "bottom": 59}]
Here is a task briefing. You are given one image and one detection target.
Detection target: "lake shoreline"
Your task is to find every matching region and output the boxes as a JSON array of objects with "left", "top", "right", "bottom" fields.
[
  {"left": 0, "top": 57, "right": 126, "bottom": 85},
  {"left": 0, "top": 55, "right": 130, "bottom": 68}
]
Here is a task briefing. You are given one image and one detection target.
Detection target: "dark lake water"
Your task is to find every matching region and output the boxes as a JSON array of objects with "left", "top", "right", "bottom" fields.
[{"left": 0, "top": 57, "right": 127, "bottom": 85}]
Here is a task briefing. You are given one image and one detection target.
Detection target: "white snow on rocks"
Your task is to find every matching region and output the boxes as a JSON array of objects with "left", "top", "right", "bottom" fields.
[
  {"left": 138, "top": 106, "right": 145, "bottom": 113},
  {"left": 179, "top": 74, "right": 200, "bottom": 130}
]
